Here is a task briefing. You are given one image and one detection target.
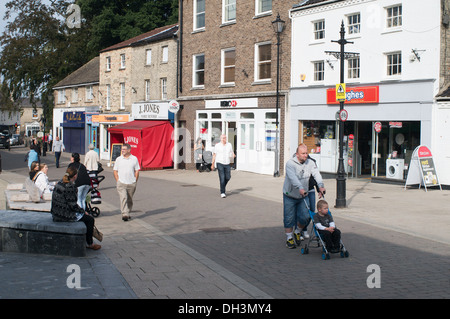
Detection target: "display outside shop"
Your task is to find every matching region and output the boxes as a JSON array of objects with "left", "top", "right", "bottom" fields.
[{"left": 405, "top": 145, "right": 442, "bottom": 191}]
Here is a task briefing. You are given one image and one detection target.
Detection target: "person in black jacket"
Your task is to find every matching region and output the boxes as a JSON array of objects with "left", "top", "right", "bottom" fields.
[
  {"left": 51, "top": 166, "right": 100, "bottom": 250},
  {"left": 68, "top": 153, "right": 91, "bottom": 211}
]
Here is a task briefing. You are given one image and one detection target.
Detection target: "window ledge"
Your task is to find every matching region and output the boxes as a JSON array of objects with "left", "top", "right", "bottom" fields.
[
  {"left": 192, "top": 28, "right": 205, "bottom": 34},
  {"left": 381, "top": 27, "right": 402, "bottom": 35},
  {"left": 219, "top": 83, "right": 235, "bottom": 88},
  {"left": 252, "top": 80, "right": 271, "bottom": 86},
  {"left": 220, "top": 21, "right": 236, "bottom": 28},
  {"left": 253, "top": 12, "right": 272, "bottom": 19}
]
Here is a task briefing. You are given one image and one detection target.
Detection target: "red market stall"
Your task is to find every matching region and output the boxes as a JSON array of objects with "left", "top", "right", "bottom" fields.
[{"left": 108, "top": 120, "right": 174, "bottom": 169}]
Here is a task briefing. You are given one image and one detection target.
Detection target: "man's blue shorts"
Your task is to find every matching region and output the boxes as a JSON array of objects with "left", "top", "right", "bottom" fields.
[{"left": 283, "top": 194, "right": 310, "bottom": 228}]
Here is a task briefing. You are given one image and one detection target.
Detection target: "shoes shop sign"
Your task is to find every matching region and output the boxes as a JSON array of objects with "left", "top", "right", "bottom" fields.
[{"left": 327, "top": 86, "right": 379, "bottom": 105}]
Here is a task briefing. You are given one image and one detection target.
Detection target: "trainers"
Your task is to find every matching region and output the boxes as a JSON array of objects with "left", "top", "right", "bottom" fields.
[
  {"left": 221, "top": 193, "right": 226, "bottom": 198},
  {"left": 286, "top": 238, "right": 296, "bottom": 249},
  {"left": 301, "top": 231, "right": 310, "bottom": 239},
  {"left": 293, "top": 232, "right": 301, "bottom": 246}
]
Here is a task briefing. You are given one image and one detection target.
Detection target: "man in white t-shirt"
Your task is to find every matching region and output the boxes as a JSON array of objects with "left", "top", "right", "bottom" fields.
[
  {"left": 211, "top": 134, "right": 235, "bottom": 198},
  {"left": 113, "top": 143, "right": 140, "bottom": 221}
]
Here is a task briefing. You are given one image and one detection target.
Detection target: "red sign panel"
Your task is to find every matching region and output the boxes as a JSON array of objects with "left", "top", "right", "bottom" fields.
[
  {"left": 418, "top": 146, "right": 432, "bottom": 158},
  {"left": 327, "top": 86, "right": 379, "bottom": 104}
]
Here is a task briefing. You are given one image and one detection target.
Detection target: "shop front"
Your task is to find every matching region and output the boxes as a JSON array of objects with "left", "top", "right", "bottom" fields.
[
  {"left": 62, "top": 111, "right": 86, "bottom": 154},
  {"left": 196, "top": 97, "right": 279, "bottom": 175},
  {"left": 91, "top": 114, "right": 130, "bottom": 161},
  {"left": 290, "top": 80, "right": 432, "bottom": 180}
]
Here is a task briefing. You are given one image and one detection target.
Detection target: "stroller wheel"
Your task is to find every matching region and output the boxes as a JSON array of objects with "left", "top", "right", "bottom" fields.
[
  {"left": 301, "top": 247, "right": 309, "bottom": 255},
  {"left": 322, "top": 252, "right": 330, "bottom": 260},
  {"left": 90, "top": 207, "right": 100, "bottom": 217},
  {"left": 341, "top": 250, "right": 349, "bottom": 258}
]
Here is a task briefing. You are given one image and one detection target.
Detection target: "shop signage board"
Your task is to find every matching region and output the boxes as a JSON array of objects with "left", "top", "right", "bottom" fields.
[
  {"left": 205, "top": 97, "right": 258, "bottom": 109},
  {"left": 132, "top": 102, "right": 169, "bottom": 120},
  {"left": 405, "top": 145, "right": 442, "bottom": 191},
  {"left": 327, "top": 85, "right": 379, "bottom": 104}
]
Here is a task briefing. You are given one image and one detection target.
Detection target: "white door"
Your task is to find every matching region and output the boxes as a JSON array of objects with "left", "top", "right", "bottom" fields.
[{"left": 237, "top": 121, "right": 256, "bottom": 172}]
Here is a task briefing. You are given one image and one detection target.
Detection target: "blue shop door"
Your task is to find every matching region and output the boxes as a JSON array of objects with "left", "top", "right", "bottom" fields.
[{"left": 63, "top": 128, "right": 85, "bottom": 154}]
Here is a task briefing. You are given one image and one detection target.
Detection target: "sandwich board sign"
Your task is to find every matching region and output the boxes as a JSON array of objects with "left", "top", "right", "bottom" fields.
[{"left": 405, "top": 145, "right": 442, "bottom": 191}]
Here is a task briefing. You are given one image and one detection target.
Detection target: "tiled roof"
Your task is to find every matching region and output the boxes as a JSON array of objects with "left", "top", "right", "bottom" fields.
[
  {"left": 100, "top": 24, "right": 178, "bottom": 53},
  {"left": 53, "top": 56, "right": 99, "bottom": 89}
]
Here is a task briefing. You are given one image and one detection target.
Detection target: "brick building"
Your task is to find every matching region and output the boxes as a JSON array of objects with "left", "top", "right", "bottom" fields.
[
  {"left": 177, "top": 0, "right": 298, "bottom": 175},
  {"left": 96, "top": 24, "right": 178, "bottom": 161}
]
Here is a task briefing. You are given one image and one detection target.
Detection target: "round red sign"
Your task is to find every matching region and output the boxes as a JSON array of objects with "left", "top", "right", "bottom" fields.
[{"left": 374, "top": 122, "right": 382, "bottom": 133}]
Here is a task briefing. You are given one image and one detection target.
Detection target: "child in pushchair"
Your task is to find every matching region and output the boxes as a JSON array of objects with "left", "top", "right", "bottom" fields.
[
  {"left": 85, "top": 169, "right": 104, "bottom": 217},
  {"left": 301, "top": 198, "right": 349, "bottom": 260}
]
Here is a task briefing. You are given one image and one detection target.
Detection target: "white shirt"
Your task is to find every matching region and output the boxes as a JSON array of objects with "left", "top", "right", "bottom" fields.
[
  {"left": 113, "top": 154, "right": 140, "bottom": 184},
  {"left": 52, "top": 140, "right": 65, "bottom": 152},
  {"left": 34, "top": 172, "right": 54, "bottom": 197},
  {"left": 213, "top": 142, "right": 234, "bottom": 165}
]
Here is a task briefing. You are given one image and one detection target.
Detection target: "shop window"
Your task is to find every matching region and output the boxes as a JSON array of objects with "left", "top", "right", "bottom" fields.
[
  {"left": 240, "top": 112, "right": 254, "bottom": 119},
  {"left": 198, "top": 113, "right": 207, "bottom": 119},
  {"left": 212, "top": 113, "right": 222, "bottom": 119}
]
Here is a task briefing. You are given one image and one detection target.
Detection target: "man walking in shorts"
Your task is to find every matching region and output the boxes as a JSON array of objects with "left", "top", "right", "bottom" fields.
[
  {"left": 283, "top": 144, "right": 326, "bottom": 248},
  {"left": 113, "top": 143, "right": 140, "bottom": 221}
]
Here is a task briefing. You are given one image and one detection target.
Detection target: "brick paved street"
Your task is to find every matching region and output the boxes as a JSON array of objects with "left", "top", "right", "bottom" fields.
[{"left": 0, "top": 147, "right": 449, "bottom": 300}]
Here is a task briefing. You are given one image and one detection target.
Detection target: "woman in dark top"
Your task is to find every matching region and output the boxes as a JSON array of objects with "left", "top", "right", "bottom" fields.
[
  {"left": 68, "top": 153, "right": 91, "bottom": 210},
  {"left": 51, "top": 166, "right": 101, "bottom": 250}
]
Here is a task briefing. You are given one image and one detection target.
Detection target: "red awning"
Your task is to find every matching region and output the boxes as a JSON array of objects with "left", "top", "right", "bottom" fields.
[{"left": 108, "top": 120, "right": 174, "bottom": 169}]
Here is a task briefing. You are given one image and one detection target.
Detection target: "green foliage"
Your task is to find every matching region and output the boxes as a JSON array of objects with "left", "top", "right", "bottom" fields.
[{"left": 0, "top": 0, "right": 179, "bottom": 129}]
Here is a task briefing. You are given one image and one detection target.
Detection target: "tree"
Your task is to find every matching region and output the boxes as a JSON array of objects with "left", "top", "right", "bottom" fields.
[
  {"left": 0, "top": 0, "right": 179, "bottom": 128},
  {"left": 0, "top": 0, "right": 88, "bottom": 123},
  {"left": 78, "top": 0, "right": 179, "bottom": 53}
]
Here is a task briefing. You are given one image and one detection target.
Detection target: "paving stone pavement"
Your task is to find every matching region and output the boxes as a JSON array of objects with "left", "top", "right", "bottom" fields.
[{"left": 0, "top": 147, "right": 449, "bottom": 300}]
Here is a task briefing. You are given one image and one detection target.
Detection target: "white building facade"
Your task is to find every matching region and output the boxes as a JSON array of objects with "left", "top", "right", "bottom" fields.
[{"left": 289, "top": 0, "right": 448, "bottom": 185}]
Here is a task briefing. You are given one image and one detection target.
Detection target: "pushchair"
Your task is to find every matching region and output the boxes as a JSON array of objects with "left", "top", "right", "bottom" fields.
[
  {"left": 300, "top": 196, "right": 349, "bottom": 260},
  {"left": 85, "top": 171, "right": 105, "bottom": 218},
  {"left": 199, "top": 151, "right": 213, "bottom": 172}
]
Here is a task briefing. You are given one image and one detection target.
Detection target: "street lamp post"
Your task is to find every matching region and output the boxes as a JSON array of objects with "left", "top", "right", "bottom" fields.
[
  {"left": 272, "top": 13, "right": 285, "bottom": 178},
  {"left": 327, "top": 21, "right": 359, "bottom": 208}
]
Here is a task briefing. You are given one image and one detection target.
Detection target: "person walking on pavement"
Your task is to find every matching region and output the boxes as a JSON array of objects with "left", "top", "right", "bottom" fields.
[
  {"left": 113, "top": 143, "right": 140, "bottom": 221},
  {"left": 68, "top": 153, "right": 91, "bottom": 211},
  {"left": 52, "top": 136, "right": 65, "bottom": 168},
  {"left": 84, "top": 144, "right": 100, "bottom": 173},
  {"left": 283, "top": 144, "right": 326, "bottom": 249},
  {"left": 211, "top": 134, "right": 235, "bottom": 198},
  {"left": 25, "top": 145, "right": 39, "bottom": 169}
]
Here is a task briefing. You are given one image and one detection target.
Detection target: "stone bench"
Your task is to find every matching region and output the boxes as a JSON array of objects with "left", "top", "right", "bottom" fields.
[
  {"left": 0, "top": 210, "right": 86, "bottom": 257},
  {"left": 5, "top": 179, "right": 51, "bottom": 212}
]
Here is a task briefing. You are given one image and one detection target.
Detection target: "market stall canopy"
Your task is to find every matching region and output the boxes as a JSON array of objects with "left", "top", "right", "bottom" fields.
[{"left": 108, "top": 120, "right": 174, "bottom": 169}]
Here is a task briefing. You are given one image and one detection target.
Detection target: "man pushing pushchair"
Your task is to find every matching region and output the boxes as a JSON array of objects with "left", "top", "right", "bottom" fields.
[{"left": 282, "top": 143, "right": 326, "bottom": 249}]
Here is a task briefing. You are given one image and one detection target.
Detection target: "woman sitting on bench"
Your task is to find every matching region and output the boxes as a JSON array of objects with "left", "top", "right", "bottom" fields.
[{"left": 51, "top": 166, "right": 101, "bottom": 250}]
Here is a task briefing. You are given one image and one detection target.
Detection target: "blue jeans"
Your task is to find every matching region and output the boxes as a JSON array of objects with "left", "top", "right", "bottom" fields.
[
  {"left": 77, "top": 184, "right": 91, "bottom": 210},
  {"left": 55, "top": 152, "right": 61, "bottom": 168},
  {"left": 283, "top": 194, "right": 310, "bottom": 229},
  {"left": 216, "top": 163, "right": 231, "bottom": 194}
]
